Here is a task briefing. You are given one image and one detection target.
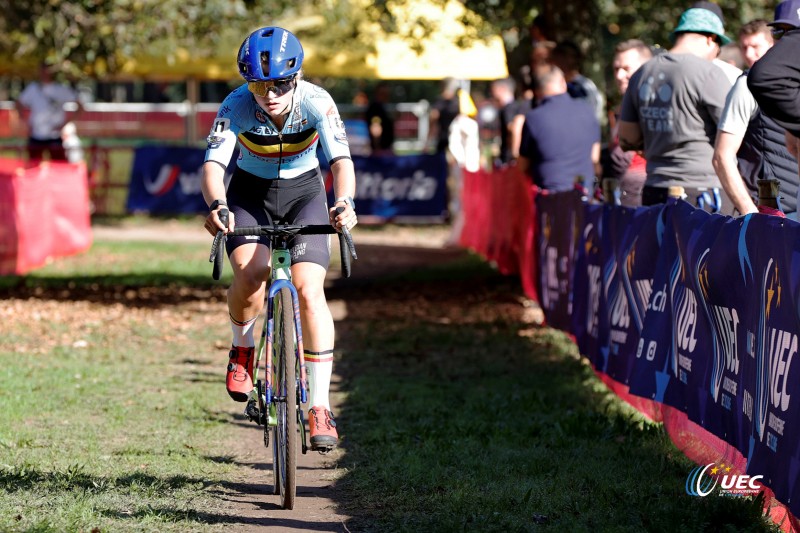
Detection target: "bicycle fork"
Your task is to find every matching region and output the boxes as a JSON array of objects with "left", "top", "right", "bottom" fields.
[{"left": 245, "top": 279, "right": 310, "bottom": 454}]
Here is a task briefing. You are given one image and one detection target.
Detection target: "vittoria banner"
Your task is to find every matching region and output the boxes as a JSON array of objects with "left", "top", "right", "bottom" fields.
[{"left": 127, "top": 145, "right": 448, "bottom": 221}]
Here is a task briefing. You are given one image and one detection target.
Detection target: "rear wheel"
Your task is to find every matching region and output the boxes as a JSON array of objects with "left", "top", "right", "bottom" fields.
[{"left": 272, "top": 287, "right": 297, "bottom": 509}]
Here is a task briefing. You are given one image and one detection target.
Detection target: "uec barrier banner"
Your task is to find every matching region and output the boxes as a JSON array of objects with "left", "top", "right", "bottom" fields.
[
  {"left": 126, "top": 145, "right": 448, "bottom": 221},
  {"left": 569, "top": 199, "right": 800, "bottom": 521},
  {"left": 536, "top": 189, "right": 584, "bottom": 332},
  {"left": 464, "top": 180, "right": 800, "bottom": 528}
]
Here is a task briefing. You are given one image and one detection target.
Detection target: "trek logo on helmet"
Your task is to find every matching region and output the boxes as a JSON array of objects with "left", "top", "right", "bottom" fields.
[{"left": 280, "top": 30, "right": 289, "bottom": 53}]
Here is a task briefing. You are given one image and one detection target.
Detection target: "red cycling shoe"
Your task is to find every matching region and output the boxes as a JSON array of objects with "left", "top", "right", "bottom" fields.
[
  {"left": 226, "top": 346, "right": 254, "bottom": 402},
  {"left": 308, "top": 406, "right": 338, "bottom": 451}
]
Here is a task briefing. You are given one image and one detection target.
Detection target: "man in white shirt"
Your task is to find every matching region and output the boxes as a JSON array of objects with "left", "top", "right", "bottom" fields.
[
  {"left": 16, "top": 64, "right": 82, "bottom": 161},
  {"left": 712, "top": 12, "right": 799, "bottom": 216}
]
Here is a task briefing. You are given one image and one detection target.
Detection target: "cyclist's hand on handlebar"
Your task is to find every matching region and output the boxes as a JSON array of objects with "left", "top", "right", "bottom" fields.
[
  {"left": 329, "top": 202, "right": 357, "bottom": 232},
  {"left": 204, "top": 206, "right": 234, "bottom": 236}
]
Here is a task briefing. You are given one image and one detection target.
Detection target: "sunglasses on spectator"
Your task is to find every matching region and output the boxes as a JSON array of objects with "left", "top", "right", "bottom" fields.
[
  {"left": 771, "top": 25, "right": 794, "bottom": 40},
  {"left": 248, "top": 77, "right": 296, "bottom": 97}
]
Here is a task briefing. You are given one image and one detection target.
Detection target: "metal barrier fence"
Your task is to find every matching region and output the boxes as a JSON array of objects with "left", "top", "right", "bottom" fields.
[{"left": 0, "top": 100, "right": 432, "bottom": 215}]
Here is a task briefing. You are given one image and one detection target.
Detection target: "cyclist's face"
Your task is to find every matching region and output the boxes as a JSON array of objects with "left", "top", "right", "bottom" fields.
[{"left": 252, "top": 84, "right": 295, "bottom": 117}]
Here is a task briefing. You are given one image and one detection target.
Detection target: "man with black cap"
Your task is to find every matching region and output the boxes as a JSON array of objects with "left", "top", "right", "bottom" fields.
[
  {"left": 748, "top": 0, "right": 800, "bottom": 181},
  {"left": 713, "top": 5, "right": 799, "bottom": 217},
  {"left": 619, "top": 7, "right": 734, "bottom": 213}
]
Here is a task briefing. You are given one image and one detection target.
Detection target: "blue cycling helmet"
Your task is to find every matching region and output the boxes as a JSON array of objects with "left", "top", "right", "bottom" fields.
[{"left": 237, "top": 26, "right": 304, "bottom": 81}]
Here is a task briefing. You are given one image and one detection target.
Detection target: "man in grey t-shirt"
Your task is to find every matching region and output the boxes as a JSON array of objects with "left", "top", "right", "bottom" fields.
[{"left": 619, "top": 7, "right": 734, "bottom": 214}]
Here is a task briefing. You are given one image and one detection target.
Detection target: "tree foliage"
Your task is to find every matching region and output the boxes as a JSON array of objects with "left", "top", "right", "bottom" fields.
[
  {"left": 461, "top": 0, "right": 771, "bottom": 97},
  {"left": 0, "top": 0, "right": 286, "bottom": 78},
  {"left": 0, "top": 0, "right": 774, "bottom": 82}
]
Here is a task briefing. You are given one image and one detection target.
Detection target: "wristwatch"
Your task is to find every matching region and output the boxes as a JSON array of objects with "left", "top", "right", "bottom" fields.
[
  {"left": 209, "top": 199, "right": 227, "bottom": 211},
  {"left": 335, "top": 196, "right": 355, "bottom": 209}
]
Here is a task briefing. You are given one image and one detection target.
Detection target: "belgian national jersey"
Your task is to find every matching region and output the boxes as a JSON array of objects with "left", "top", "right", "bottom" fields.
[{"left": 204, "top": 80, "right": 352, "bottom": 179}]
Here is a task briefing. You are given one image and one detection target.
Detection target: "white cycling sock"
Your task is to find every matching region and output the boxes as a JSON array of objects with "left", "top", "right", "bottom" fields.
[
  {"left": 305, "top": 349, "right": 333, "bottom": 411},
  {"left": 230, "top": 314, "right": 257, "bottom": 348}
]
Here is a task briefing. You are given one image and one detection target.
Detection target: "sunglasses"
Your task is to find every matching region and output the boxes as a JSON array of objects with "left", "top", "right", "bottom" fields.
[{"left": 248, "top": 77, "right": 296, "bottom": 97}]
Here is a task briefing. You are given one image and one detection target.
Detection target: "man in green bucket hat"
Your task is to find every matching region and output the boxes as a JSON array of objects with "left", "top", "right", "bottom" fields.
[
  {"left": 671, "top": 7, "right": 732, "bottom": 45},
  {"left": 618, "top": 6, "right": 736, "bottom": 214}
]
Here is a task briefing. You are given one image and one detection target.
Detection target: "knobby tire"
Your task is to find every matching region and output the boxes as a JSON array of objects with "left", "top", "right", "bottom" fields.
[{"left": 272, "top": 287, "right": 297, "bottom": 509}]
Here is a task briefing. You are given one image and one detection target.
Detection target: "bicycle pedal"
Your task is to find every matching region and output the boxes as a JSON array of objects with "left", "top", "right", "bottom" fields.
[{"left": 244, "top": 399, "right": 260, "bottom": 423}]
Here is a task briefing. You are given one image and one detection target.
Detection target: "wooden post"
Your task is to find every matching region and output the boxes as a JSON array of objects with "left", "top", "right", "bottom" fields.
[{"left": 757, "top": 178, "right": 782, "bottom": 211}]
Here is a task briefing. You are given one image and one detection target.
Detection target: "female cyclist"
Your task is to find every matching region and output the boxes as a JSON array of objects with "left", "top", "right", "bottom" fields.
[{"left": 201, "top": 26, "right": 357, "bottom": 451}]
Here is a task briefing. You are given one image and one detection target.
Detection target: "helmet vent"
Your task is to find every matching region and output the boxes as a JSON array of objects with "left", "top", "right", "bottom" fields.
[
  {"left": 260, "top": 52, "right": 270, "bottom": 76},
  {"left": 287, "top": 58, "right": 296, "bottom": 69}
]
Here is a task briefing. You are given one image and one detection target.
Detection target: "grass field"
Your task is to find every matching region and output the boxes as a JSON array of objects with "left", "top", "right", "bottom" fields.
[
  {"left": 0, "top": 237, "right": 236, "bottom": 532},
  {"left": 0, "top": 225, "right": 781, "bottom": 532},
  {"left": 331, "top": 259, "right": 778, "bottom": 532}
]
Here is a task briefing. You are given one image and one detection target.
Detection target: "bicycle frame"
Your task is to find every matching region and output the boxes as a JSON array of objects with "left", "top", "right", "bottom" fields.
[{"left": 251, "top": 241, "right": 309, "bottom": 418}]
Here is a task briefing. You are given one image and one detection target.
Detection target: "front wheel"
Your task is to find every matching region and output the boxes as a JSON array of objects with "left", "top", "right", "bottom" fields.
[{"left": 272, "top": 287, "right": 297, "bottom": 509}]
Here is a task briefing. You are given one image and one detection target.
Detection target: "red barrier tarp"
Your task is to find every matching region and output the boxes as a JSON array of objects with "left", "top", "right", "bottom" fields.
[{"left": 0, "top": 158, "right": 92, "bottom": 275}]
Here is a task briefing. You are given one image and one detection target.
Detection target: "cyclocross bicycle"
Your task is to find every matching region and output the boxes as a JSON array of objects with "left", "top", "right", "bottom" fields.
[{"left": 209, "top": 206, "right": 356, "bottom": 509}]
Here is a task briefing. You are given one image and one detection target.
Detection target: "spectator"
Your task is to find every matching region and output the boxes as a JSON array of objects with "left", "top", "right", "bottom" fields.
[
  {"left": 446, "top": 89, "right": 481, "bottom": 245},
  {"left": 428, "top": 77, "right": 461, "bottom": 154},
  {"left": 551, "top": 40, "right": 605, "bottom": 124},
  {"left": 713, "top": 14, "right": 798, "bottom": 217},
  {"left": 748, "top": 1, "right": 800, "bottom": 179},
  {"left": 718, "top": 43, "right": 745, "bottom": 70},
  {"left": 619, "top": 7, "right": 734, "bottom": 214},
  {"left": 511, "top": 42, "right": 553, "bottom": 157},
  {"left": 518, "top": 65, "right": 601, "bottom": 192},
  {"left": 690, "top": 1, "right": 744, "bottom": 84},
  {"left": 365, "top": 81, "right": 395, "bottom": 155},
  {"left": 448, "top": 89, "right": 481, "bottom": 173},
  {"left": 490, "top": 77, "right": 528, "bottom": 165},
  {"left": 604, "top": 39, "right": 653, "bottom": 207},
  {"left": 15, "top": 63, "right": 83, "bottom": 162}
]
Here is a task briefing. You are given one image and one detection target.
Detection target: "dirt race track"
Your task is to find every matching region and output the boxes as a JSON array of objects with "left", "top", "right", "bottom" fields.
[
  {"left": 199, "top": 224, "right": 469, "bottom": 532},
  {"left": 81, "top": 220, "right": 492, "bottom": 531}
]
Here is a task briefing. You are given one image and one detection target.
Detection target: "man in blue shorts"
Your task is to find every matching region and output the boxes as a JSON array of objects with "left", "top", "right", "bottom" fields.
[{"left": 201, "top": 27, "right": 357, "bottom": 451}]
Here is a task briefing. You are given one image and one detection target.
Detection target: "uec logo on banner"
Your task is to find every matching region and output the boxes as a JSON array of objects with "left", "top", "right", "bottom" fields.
[{"left": 686, "top": 463, "right": 763, "bottom": 497}]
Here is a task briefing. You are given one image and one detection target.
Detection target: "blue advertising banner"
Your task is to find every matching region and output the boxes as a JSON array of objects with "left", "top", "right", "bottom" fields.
[
  {"left": 321, "top": 152, "right": 449, "bottom": 222},
  {"left": 536, "top": 189, "right": 585, "bottom": 331},
  {"left": 691, "top": 214, "right": 755, "bottom": 455},
  {"left": 628, "top": 201, "right": 705, "bottom": 414},
  {"left": 669, "top": 206, "right": 738, "bottom": 429},
  {"left": 127, "top": 145, "right": 449, "bottom": 221},
  {"left": 604, "top": 205, "right": 663, "bottom": 385},
  {"left": 126, "top": 145, "right": 209, "bottom": 215},
  {"left": 610, "top": 204, "right": 664, "bottom": 384},
  {"left": 571, "top": 203, "right": 607, "bottom": 370},
  {"left": 744, "top": 215, "right": 800, "bottom": 510},
  {"left": 461, "top": 166, "right": 800, "bottom": 518}
]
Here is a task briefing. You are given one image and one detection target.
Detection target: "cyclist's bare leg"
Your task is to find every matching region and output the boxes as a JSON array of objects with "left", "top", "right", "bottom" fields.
[
  {"left": 228, "top": 243, "right": 270, "bottom": 329},
  {"left": 292, "top": 262, "right": 334, "bottom": 407},
  {"left": 293, "top": 261, "right": 338, "bottom": 449},
  {"left": 224, "top": 243, "right": 270, "bottom": 401}
]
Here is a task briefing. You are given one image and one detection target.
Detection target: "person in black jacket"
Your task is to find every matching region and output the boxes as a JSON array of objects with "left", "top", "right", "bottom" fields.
[{"left": 748, "top": 2, "right": 800, "bottom": 165}]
